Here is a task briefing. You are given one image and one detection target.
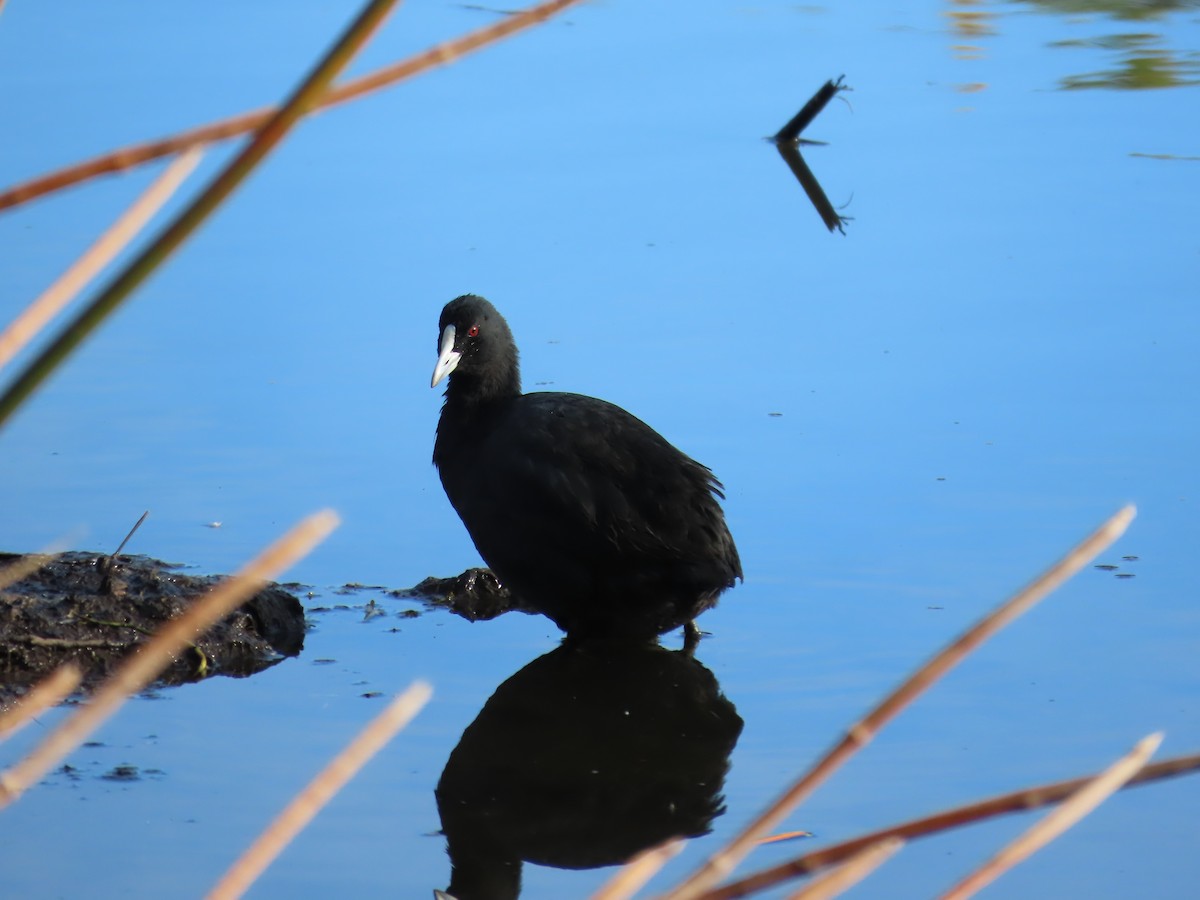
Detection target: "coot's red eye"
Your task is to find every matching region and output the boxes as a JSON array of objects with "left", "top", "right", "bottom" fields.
[{"left": 467, "top": 325, "right": 480, "bottom": 337}]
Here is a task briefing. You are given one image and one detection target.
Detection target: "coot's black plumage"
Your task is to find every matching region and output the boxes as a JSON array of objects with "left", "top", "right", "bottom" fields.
[{"left": 431, "top": 295, "right": 741, "bottom": 639}]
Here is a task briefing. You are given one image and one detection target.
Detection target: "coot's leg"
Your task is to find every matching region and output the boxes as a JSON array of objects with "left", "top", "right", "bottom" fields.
[{"left": 683, "top": 620, "right": 701, "bottom": 655}]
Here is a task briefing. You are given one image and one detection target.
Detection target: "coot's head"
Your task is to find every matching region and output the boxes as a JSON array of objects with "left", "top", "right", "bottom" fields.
[{"left": 431, "top": 294, "right": 521, "bottom": 398}]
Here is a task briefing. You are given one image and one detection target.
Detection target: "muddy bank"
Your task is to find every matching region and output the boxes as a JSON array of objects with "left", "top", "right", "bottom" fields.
[
  {"left": 0, "top": 546, "right": 548, "bottom": 712},
  {"left": 0, "top": 551, "right": 305, "bottom": 709}
]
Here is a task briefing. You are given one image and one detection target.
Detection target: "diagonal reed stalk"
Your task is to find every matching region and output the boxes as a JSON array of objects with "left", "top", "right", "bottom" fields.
[
  {"left": 938, "top": 733, "right": 1163, "bottom": 900},
  {"left": 206, "top": 680, "right": 433, "bottom": 900},
  {"left": 0, "top": 0, "right": 401, "bottom": 431},
  {"left": 0, "top": 148, "right": 202, "bottom": 373},
  {"left": 0, "top": 551, "right": 59, "bottom": 595},
  {"left": 0, "top": 0, "right": 583, "bottom": 213},
  {"left": 0, "top": 510, "right": 339, "bottom": 808},
  {"left": 783, "top": 837, "right": 902, "bottom": 900},
  {"left": 700, "top": 748, "right": 1200, "bottom": 899},
  {"left": 654, "top": 505, "right": 1136, "bottom": 899},
  {"left": 591, "top": 840, "right": 688, "bottom": 900},
  {"left": 0, "top": 664, "right": 82, "bottom": 743},
  {"left": 773, "top": 76, "right": 845, "bottom": 144}
]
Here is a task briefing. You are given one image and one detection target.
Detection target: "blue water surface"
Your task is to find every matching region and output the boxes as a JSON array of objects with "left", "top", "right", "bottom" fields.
[{"left": 1, "top": 1, "right": 1198, "bottom": 898}]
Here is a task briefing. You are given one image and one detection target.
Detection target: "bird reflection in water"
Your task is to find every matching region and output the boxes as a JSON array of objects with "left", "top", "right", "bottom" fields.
[{"left": 434, "top": 639, "right": 743, "bottom": 900}]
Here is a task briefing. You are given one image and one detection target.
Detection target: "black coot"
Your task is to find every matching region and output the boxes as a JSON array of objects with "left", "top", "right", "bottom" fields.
[{"left": 431, "top": 295, "right": 741, "bottom": 639}]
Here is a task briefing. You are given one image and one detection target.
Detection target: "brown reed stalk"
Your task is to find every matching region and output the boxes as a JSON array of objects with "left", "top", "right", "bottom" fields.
[
  {"left": 0, "top": 149, "right": 201, "bottom": 372},
  {"left": 659, "top": 505, "right": 1136, "bottom": 899},
  {"left": 783, "top": 837, "right": 902, "bottom": 900},
  {"left": 0, "top": 664, "right": 82, "bottom": 743},
  {"left": 0, "top": 0, "right": 583, "bottom": 213},
  {"left": 590, "top": 840, "right": 687, "bottom": 900},
  {"left": 0, "top": 552, "right": 57, "bottom": 595},
  {"left": 206, "top": 680, "right": 433, "bottom": 900},
  {"left": 698, "top": 749, "right": 1200, "bottom": 899},
  {"left": 938, "top": 733, "right": 1163, "bottom": 900},
  {"left": 0, "top": 510, "right": 339, "bottom": 808},
  {"left": 0, "top": 0, "right": 400, "bottom": 430}
]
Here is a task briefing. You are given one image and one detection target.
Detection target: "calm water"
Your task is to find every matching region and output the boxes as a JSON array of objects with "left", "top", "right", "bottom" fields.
[{"left": 2, "top": 1, "right": 1199, "bottom": 897}]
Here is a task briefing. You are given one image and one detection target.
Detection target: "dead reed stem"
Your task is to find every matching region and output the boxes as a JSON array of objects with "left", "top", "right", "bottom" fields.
[
  {"left": 0, "top": 0, "right": 583, "bottom": 213},
  {"left": 938, "top": 733, "right": 1163, "bottom": 900},
  {"left": 773, "top": 76, "right": 845, "bottom": 144},
  {"left": 661, "top": 505, "right": 1136, "bottom": 899},
  {"left": 0, "top": 0, "right": 399, "bottom": 430},
  {"left": 0, "top": 552, "right": 57, "bottom": 594},
  {"left": 0, "top": 664, "right": 82, "bottom": 743},
  {"left": 698, "top": 749, "right": 1200, "bottom": 899},
  {"left": 0, "top": 510, "right": 339, "bottom": 808},
  {"left": 206, "top": 681, "right": 433, "bottom": 900},
  {"left": 108, "top": 510, "right": 151, "bottom": 561},
  {"left": 590, "top": 840, "right": 687, "bottom": 900},
  {"left": 783, "top": 838, "right": 902, "bottom": 900},
  {"left": 0, "top": 149, "right": 201, "bottom": 373}
]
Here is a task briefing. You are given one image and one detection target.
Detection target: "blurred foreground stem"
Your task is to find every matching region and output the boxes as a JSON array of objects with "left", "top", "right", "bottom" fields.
[{"left": 0, "top": 0, "right": 401, "bottom": 430}]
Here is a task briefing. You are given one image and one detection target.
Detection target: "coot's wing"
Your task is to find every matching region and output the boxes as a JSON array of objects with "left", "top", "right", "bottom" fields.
[{"left": 473, "top": 392, "right": 727, "bottom": 565}]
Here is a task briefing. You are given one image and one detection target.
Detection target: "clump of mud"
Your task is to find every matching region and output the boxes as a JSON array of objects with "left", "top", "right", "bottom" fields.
[
  {"left": 399, "top": 567, "right": 530, "bottom": 622},
  {"left": 0, "top": 551, "right": 305, "bottom": 709}
]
